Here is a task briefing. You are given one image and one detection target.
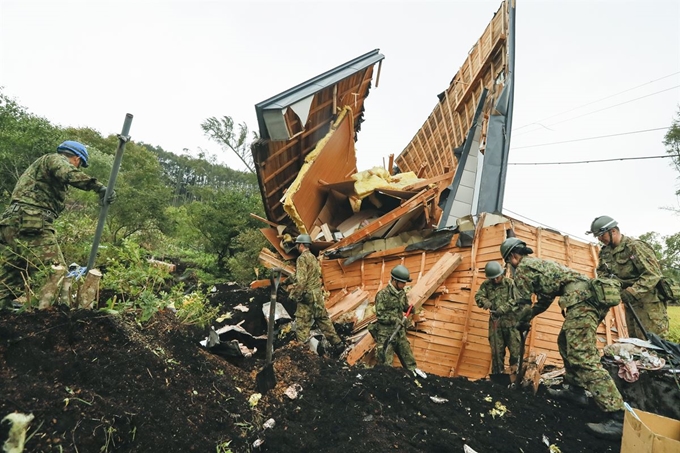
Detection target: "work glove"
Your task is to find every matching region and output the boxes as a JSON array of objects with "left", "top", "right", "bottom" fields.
[
  {"left": 620, "top": 288, "right": 636, "bottom": 305},
  {"left": 98, "top": 186, "right": 117, "bottom": 205}
]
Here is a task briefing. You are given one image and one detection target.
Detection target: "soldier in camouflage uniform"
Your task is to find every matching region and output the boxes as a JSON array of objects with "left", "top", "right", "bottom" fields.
[
  {"left": 588, "top": 216, "right": 669, "bottom": 338},
  {"left": 0, "top": 141, "right": 115, "bottom": 309},
  {"left": 369, "top": 265, "right": 426, "bottom": 378},
  {"left": 288, "top": 234, "right": 343, "bottom": 350},
  {"left": 501, "top": 237, "right": 625, "bottom": 440},
  {"left": 475, "top": 261, "right": 521, "bottom": 374}
]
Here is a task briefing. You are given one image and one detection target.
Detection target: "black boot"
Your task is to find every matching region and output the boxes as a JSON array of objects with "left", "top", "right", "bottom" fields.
[
  {"left": 546, "top": 385, "right": 590, "bottom": 407},
  {"left": 586, "top": 410, "right": 624, "bottom": 440}
]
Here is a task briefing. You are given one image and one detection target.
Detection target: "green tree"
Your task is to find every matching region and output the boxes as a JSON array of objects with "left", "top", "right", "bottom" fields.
[
  {"left": 639, "top": 231, "right": 680, "bottom": 281},
  {"left": 201, "top": 116, "right": 257, "bottom": 173},
  {"left": 65, "top": 128, "right": 172, "bottom": 244},
  {"left": 663, "top": 108, "right": 680, "bottom": 208},
  {"left": 186, "top": 187, "right": 264, "bottom": 271},
  {"left": 0, "top": 90, "right": 65, "bottom": 203}
]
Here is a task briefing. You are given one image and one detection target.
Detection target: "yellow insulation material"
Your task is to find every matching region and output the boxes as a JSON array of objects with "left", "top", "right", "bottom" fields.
[{"left": 352, "top": 167, "right": 422, "bottom": 199}]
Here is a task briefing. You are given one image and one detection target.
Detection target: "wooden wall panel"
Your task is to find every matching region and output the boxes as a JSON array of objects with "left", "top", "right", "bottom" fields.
[{"left": 320, "top": 215, "right": 623, "bottom": 380}]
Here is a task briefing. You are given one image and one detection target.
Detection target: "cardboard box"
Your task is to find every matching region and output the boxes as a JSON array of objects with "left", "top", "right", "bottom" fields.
[{"left": 621, "top": 409, "right": 680, "bottom": 453}]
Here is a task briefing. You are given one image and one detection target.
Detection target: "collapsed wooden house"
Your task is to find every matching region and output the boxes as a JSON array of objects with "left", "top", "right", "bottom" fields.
[{"left": 250, "top": 0, "right": 628, "bottom": 380}]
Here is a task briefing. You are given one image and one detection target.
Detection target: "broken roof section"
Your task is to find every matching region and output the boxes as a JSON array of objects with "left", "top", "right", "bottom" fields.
[{"left": 252, "top": 49, "right": 385, "bottom": 225}]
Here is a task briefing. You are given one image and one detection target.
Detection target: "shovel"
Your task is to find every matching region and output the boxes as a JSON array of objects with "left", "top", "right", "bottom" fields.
[{"left": 256, "top": 269, "right": 281, "bottom": 393}]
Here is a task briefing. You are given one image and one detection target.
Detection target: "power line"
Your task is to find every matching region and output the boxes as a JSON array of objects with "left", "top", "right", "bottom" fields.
[
  {"left": 544, "top": 85, "right": 680, "bottom": 128},
  {"left": 512, "top": 126, "right": 669, "bottom": 149},
  {"left": 502, "top": 208, "right": 591, "bottom": 243},
  {"left": 509, "top": 154, "right": 676, "bottom": 166},
  {"left": 514, "top": 71, "right": 680, "bottom": 132},
  {"left": 513, "top": 85, "right": 680, "bottom": 137}
]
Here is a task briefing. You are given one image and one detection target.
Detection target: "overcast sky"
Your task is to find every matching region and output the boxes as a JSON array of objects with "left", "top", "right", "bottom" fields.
[{"left": 1, "top": 0, "right": 679, "bottom": 241}]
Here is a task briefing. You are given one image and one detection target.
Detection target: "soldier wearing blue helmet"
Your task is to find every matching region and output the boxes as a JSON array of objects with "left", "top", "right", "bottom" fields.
[{"left": 0, "top": 141, "right": 116, "bottom": 308}]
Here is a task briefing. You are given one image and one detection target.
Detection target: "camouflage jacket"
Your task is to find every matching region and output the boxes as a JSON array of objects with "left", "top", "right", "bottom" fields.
[
  {"left": 375, "top": 282, "right": 409, "bottom": 326},
  {"left": 514, "top": 257, "right": 592, "bottom": 313},
  {"left": 597, "top": 235, "right": 662, "bottom": 301},
  {"left": 9, "top": 153, "right": 103, "bottom": 216},
  {"left": 475, "top": 277, "right": 519, "bottom": 318},
  {"left": 289, "top": 249, "right": 322, "bottom": 301}
]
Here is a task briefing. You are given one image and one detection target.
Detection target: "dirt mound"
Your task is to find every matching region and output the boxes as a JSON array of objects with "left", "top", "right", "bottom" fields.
[{"left": 0, "top": 285, "right": 621, "bottom": 453}]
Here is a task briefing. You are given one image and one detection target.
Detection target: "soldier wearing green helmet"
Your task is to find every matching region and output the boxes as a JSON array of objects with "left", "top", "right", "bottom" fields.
[
  {"left": 588, "top": 215, "right": 669, "bottom": 339},
  {"left": 475, "top": 261, "right": 521, "bottom": 375},
  {"left": 288, "top": 233, "right": 343, "bottom": 354},
  {"left": 500, "top": 237, "right": 625, "bottom": 439},
  {"left": 369, "top": 264, "right": 426, "bottom": 378}
]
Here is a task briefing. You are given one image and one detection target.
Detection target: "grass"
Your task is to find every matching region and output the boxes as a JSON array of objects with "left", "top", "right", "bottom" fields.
[{"left": 668, "top": 305, "right": 680, "bottom": 343}]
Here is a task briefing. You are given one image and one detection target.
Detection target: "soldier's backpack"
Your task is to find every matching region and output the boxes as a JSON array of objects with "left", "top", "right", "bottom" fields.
[{"left": 590, "top": 277, "right": 622, "bottom": 307}]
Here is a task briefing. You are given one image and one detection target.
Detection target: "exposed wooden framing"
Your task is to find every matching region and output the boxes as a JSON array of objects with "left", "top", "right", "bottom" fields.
[
  {"left": 325, "top": 187, "right": 438, "bottom": 253},
  {"left": 388, "top": 154, "right": 394, "bottom": 174},
  {"left": 453, "top": 213, "right": 486, "bottom": 377},
  {"left": 262, "top": 112, "right": 334, "bottom": 170},
  {"left": 250, "top": 213, "right": 280, "bottom": 229},
  {"left": 564, "top": 236, "right": 572, "bottom": 268},
  {"left": 425, "top": 114, "right": 444, "bottom": 175},
  {"left": 443, "top": 90, "right": 461, "bottom": 148},
  {"left": 435, "top": 104, "right": 453, "bottom": 158},
  {"left": 588, "top": 243, "right": 599, "bottom": 277},
  {"left": 345, "top": 252, "right": 462, "bottom": 365},
  {"left": 415, "top": 135, "right": 429, "bottom": 171},
  {"left": 257, "top": 248, "right": 295, "bottom": 277},
  {"left": 333, "top": 84, "right": 337, "bottom": 114},
  {"left": 328, "top": 288, "right": 369, "bottom": 321}
]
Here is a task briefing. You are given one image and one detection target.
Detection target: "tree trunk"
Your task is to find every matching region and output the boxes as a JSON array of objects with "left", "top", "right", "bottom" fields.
[
  {"left": 76, "top": 269, "right": 102, "bottom": 309},
  {"left": 38, "top": 265, "right": 66, "bottom": 310},
  {"left": 59, "top": 275, "right": 73, "bottom": 307}
]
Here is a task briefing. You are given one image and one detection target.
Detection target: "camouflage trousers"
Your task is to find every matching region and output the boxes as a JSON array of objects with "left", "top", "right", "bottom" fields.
[
  {"left": 294, "top": 289, "right": 341, "bottom": 345},
  {"left": 558, "top": 303, "right": 624, "bottom": 412},
  {"left": 0, "top": 221, "right": 65, "bottom": 308},
  {"left": 625, "top": 297, "right": 669, "bottom": 339},
  {"left": 370, "top": 323, "right": 417, "bottom": 371},
  {"left": 488, "top": 318, "right": 521, "bottom": 374}
]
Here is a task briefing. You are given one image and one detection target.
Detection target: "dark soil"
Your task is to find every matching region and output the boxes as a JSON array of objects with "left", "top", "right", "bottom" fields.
[{"left": 0, "top": 284, "right": 621, "bottom": 452}]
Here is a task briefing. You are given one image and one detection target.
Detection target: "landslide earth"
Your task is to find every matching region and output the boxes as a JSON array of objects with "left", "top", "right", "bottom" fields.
[{"left": 0, "top": 284, "right": 620, "bottom": 452}]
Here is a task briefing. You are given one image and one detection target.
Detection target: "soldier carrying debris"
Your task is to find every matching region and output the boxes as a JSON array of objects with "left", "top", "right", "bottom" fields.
[
  {"left": 369, "top": 265, "right": 426, "bottom": 379},
  {"left": 588, "top": 215, "right": 670, "bottom": 338},
  {"left": 501, "top": 237, "right": 625, "bottom": 440},
  {"left": 475, "top": 261, "right": 521, "bottom": 375},
  {"left": 0, "top": 141, "right": 115, "bottom": 309},
  {"left": 288, "top": 234, "right": 344, "bottom": 354}
]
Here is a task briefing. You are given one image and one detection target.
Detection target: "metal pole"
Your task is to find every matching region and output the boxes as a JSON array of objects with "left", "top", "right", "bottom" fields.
[{"left": 86, "top": 113, "right": 133, "bottom": 272}]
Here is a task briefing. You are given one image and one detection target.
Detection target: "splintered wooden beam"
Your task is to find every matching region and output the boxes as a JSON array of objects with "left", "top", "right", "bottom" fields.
[
  {"left": 325, "top": 186, "right": 439, "bottom": 254},
  {"left": 328, "top": 288, "right": 369, "bottom": 321},
  {"left": 345, "top": 251, "right": 463, "bottom": 365},
  {"left": 257, "top": 248, "right": 295, "bottom": 277}
]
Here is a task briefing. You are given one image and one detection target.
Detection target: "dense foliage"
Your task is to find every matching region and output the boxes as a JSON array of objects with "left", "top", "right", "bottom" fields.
[{"left": 0, "top": 89, "right": 271, "bottom": 304}]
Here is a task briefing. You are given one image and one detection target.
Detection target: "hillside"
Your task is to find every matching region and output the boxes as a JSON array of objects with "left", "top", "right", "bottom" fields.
[{"left": 0, "top": 285, "right": 621, "bottom": 453}]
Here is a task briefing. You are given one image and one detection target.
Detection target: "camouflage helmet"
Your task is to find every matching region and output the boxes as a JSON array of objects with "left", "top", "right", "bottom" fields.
[
  {"left": 586, "top": 216, "right": 618, "bottom": 237},
  {"left": 390, "top": 264, "right": 412, "bottom": 283},
  {"left": 57, "top": 140, "right": 89, "bottom": 167},
  {"left": 295, "top": 234, "right": 312, "bottom": 245},
  {"left": 484, "top": 261, "right": 504, "bottom": 279},
  {"left": 500, "top": 237, "right": 526, "bottom": 262}
]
